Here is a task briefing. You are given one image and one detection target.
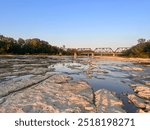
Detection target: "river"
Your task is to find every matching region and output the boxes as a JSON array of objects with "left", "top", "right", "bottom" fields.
[{"left": 0, "top": 55, "right": 150, "bottom": 112}]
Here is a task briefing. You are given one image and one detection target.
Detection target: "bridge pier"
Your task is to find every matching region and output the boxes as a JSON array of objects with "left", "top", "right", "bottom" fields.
[
  {"left": 59, "top": 52, "right": 62, "bottom": 56},
  {"left": 92, "top": 52, "right": 94, "bottom": 58},
  {"left": 74, "top": 52, "right": 77, "bottom": 59},
  {"left": 113, "top": 53, "right": 115, "bottom": 57}
]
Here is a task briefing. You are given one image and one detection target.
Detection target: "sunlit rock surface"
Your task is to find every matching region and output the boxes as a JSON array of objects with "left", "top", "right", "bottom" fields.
[
  {"left": 128, "top": 94, "right": 146, "bottom": 109},
  {"left": 0, "top": 74, "right": 95, "bottom": 113},
  {"left": 122, "top": 66, "right": 144, "bottom": 71},
  {"left": 136, "top": 109, "right": 145, "bottom": 113},
  {"left": 133, "top": 85, "right": 150, "bottom": 100},
  {"left": 128, "top": 84, "right": 150, "bottom": 112},
  {"left": 95, "top": 89, "right": 125, "bottom": 113},
  {"left": 0, "top": 72, "right": 56, "bottom": 98},
  {"left": 0, "top": 73, "right": 127, "bottom": 113},
  {"left": 129, "top": 84, "right": 150, "bottom": 100}
]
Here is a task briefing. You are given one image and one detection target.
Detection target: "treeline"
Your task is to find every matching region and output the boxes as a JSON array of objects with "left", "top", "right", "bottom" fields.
[
  {"left": 123, "top": 39, "right": 150, "bottom": 58},
  {"left": 0, "top": 35, "right": 67, "bottom": 55}
]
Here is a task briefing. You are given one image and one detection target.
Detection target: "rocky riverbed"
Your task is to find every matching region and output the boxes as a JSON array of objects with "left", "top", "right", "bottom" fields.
[{"left": 0, "top": 55, "right": 150, "bottom": 113}]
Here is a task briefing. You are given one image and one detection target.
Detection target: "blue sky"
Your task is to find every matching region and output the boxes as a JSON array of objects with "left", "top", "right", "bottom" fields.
[{"left": 0, "top": 0, "right": 150, "bottom": 49}]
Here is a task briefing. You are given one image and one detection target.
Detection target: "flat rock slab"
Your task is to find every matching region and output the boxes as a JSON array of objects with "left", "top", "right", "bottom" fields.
[
  {"left": 134, "top": 86, "right": 150, "bottom": 100},
  {"left": 122, "top": 66, "right": 144, "bottom": 71},
  {"left": 0, "top": 72, "right": 57, "bottom": 98},
  {"left": 130, "top": 85, "right": 150, "bottom": 100},
  {"left": 128, "top": 94, "right": 146, "bottom": 109},
  {"left": 128, "top": 94, "right": 150, "bottom": 113},
  {"left": 128, "top": 84, "right": 150, "bottom": 112},
  {"left": 136, "top": 109, "right": 145, "bottom": 113},
  {"left": 95, "top": 89, "right": 126, "bottom": 113},
  {"left": 143, "top": 81, "right": 150, "bottom": 86},
  {"left": 0, "top": 74, "right": 95, "bottom": 113}
]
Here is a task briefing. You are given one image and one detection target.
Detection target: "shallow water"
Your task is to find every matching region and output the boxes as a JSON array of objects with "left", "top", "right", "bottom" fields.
[
  {"left": 49, "top": 58, "right": 150, "bottom": 112},
  {"left": 0, "top": 56, "right": 150, "bottom": 112}
]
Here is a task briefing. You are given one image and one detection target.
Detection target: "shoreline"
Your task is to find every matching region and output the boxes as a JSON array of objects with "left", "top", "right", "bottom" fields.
[
  {"left": 1, "top": 55, "right": 150, "bottom": 63},
  {"left": 94, "top": 56, "right": 150, "bottom": 63}
]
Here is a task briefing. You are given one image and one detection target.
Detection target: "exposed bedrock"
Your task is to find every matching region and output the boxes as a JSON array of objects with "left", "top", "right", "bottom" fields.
[
  {"left": 0, "top": 74, "right": 95, "bottom": 112},
  {"left": 95, "top": 89, "right": 125, "bottom": 113},
  {"left": 128, "top": 84, "right": 150, "bottom": 113},
  {"left": 0, "top": 74, "right": 126, "bottom": 113}
]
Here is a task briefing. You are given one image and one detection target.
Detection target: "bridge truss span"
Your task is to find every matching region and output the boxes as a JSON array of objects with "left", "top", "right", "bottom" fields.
[
  {"left": 94, "top": 48, "right": 114, "bottom": 55},
  {"left": 114, "top": 47, "right": 130, "bottom": 53},
  {"left": 77, "top": 48, "right": 93, "bottom": 52},
  {"left": 67, "top": 47, "right": 130, "bottom": 58}
]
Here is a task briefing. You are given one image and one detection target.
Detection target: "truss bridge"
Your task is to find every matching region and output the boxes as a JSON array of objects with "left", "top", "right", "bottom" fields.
[{"left": 71, "top": 47, "right": 130, "bottom": 58}]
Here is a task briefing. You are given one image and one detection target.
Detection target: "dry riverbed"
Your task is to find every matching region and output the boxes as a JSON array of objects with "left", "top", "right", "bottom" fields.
[{"left": 0, "top": 55, "right": 150, "bottom": 113}]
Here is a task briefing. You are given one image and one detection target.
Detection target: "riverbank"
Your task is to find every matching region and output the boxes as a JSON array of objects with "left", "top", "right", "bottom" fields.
[
  {"left": 94, "top": 56, "right": 150, "bottom": 63},
  {"left": 1, "top": 54, "right": 150, "bottom": 62}
]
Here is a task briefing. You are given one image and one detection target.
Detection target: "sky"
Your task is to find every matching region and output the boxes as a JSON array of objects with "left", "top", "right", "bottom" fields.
[{"left": 0, "top": 0, "right": 150, "bottom": 49}]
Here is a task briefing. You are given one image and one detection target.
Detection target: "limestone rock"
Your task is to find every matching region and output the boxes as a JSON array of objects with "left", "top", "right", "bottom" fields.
[
  {"left": 129, "top": 84, "right": 150, "bottom": 100},
  {"left": 132, "top": 67, "right": 144, "bottom": 71},
  {"left": 142, "top": 80, "right": 150, "bottom": 86},
  {"left": 128, "top": 94, "right": 146, "bottom": 109},
  {"left": 48, "top": 74, "right": 72, "bottom": 83},
  {"left": 0, "top": 74, "right": 95, "bottom": 113},
  {"left": 129, "top": 84, "right": 150, "bottom": 112},
  {"left": 134, "top": 86, "right": 150, "bottom": 100},
  {"left": 137, "top": 92, "right": 150, "bottom": 100},
  {"left": 129, "top": 84, "right": 141, "bottom": 89},
  {"left": 136, "top": 109, "right": 145, "bottom": 113},
  {"left": 0, "top": 74, "right": 54, "bottom": 98},
  {"left": 30, "top": 68, "right": 51, "bottom": 75},
  {"left": 95, "top": 89, "right": 126, "bottom": 113},
  {"left": 146, "top": 104, "right": 150, "bottom": 112},
  {"left": 122, "top": 66, "right": 144, "bottom": 71}
]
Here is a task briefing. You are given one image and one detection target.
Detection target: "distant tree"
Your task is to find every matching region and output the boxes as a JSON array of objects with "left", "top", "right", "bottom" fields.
[
  {"left": 0, "top": 35, "right": 4, "bottom": 40},
  {"left": 138, "top": 38, "right": 146, "bottom": 44},
  {"left": 147, "top": 39, "right": 150, "bottom": 42},
  {"left": 18, "top": 38, "right": 25, "bottom": 45},
  {"left": 144, "top": 42, "right": 150, "bottom": 52},
  {"left": 0, "top": 35, "right": 68, "bottom": 55},
  {"left": 123, "top": 40, "right": 150, "bottom": 58},
  {"left": 0, "top": 40, "right": 6, "bottom": 53}
]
